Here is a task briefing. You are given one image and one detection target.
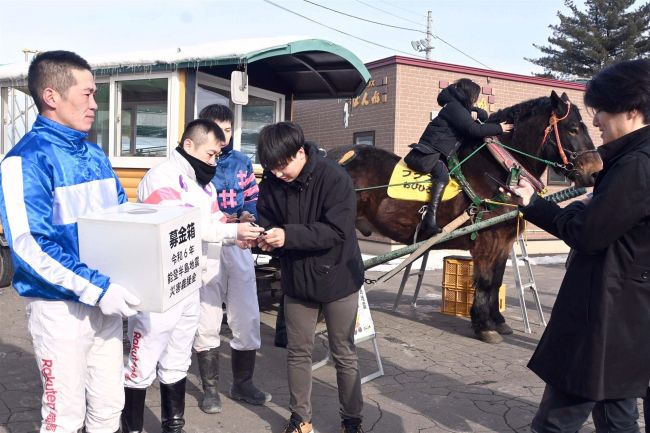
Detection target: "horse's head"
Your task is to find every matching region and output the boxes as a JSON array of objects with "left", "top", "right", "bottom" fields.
[{"left": 541, "top": 91, "right": 603, "bottom": 187}]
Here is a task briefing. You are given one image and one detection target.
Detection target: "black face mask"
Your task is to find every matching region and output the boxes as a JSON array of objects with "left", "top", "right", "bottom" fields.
[{"left": 176, "top": 146, "right": 217, "bottom": 187}]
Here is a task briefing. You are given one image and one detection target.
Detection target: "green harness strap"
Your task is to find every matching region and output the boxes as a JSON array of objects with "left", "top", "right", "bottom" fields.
[
  {"left": 446, "top": 154, "right": 482, "bottom": 207},
  {"left": 446, "top": 154, "right": 512, "bottom": 240}
]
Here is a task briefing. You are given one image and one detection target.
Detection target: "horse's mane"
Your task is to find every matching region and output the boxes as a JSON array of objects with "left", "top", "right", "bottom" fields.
[
  {"left": 488, "top": 96, "right": 551, "bottom": 125},
  {"left": 327, "top": 144, "right": 397, "bottom": 162}
]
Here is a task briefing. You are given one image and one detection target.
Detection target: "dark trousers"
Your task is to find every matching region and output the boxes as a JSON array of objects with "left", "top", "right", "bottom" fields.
[
  {"left": 284, "top": 292, "right": 363, "bottom": 422},
  {"left": 404, "top": 148, "right": 449, "bottom": 183},
  {"left": 531, "top": 385, "right": 639, "bottom": 433},
  {"left": 429, "top": 159, "right": 450, "bottom": 183}
]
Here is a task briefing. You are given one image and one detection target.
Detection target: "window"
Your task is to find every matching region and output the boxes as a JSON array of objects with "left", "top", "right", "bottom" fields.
[
  {"left": 118, "top": 78, "right": 169, "bottom": 157},
  {"left": 196, "top": 73, "right": 284, "bottom": 164},
  {"left": 547, "top": 168, "right": 571, "bottom": 186},
  {"left": 241, "top": 96, "right": 277, "bottom": 164},
  {"left": 353, "top": 131, "right": 375, "bottom": 146},
  {"left": 1, "top": 85, "right": 37, "bottom": 153},
  {"left": 197, "top": 84, "right": 232, "bottom": 114},
  {"left": 88, "top": 83, "right": 110, "bottom": 154},
  {"left": 2, "top": 73, "right": 176, "bottom": 166}
]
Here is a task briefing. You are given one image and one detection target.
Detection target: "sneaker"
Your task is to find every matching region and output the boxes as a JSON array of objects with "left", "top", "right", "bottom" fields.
[
  {"left": 281, "top": 417, "right": 313, "bottom": 433},
  {"left": 341, "top": 419, "right": 364, "bottom": 433}
]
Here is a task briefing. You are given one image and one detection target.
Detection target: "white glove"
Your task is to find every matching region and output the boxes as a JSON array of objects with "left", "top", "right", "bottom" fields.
[{"left": 98, "top": 283, "right": 140, "bottom": 317}]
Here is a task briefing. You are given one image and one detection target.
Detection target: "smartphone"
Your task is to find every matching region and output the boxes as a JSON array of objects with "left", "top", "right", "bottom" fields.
[
  {"left": 484, "top": 172, "right": 518, "bottom": 196},
  {"left": 250, "top": 222, "right": 271, "bottom": 236}
]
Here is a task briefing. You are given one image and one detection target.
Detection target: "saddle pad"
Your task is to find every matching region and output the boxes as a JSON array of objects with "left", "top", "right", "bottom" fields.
[
  {"left": 485, "top": 140, "right": 546, "bottom": 192},
  {"left": 387, "top": 159, "right": 461, "bottom": 202}
]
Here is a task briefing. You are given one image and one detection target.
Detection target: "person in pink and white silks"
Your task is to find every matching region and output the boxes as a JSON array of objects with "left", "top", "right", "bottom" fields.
[
  {"left": 121, "top": 120, "right": 264, "bottom": 433},
  {"left": 194, "top": 104, "right": 271, "bottom": 414}
]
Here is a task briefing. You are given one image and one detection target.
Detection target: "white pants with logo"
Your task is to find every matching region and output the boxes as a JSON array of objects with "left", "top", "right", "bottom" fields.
[
  {"left": 124, "top": 290, "right": 200, "bottom": 388},
  {"left": 26, "top": 298, "right": 124, "bottom": 433},
  {"left": 193, "top": 246, "right": 261, "bottom": 352}
]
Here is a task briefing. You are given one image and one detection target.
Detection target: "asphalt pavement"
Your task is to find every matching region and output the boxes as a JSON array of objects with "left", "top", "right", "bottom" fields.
[{"left": 1, "top": 261, "right": 646, "bottom": 433}]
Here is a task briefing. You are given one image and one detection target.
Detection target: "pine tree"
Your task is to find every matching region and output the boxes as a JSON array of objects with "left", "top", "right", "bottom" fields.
[{"left": 527, "top": 0, "right": 650, "bottom": 79}]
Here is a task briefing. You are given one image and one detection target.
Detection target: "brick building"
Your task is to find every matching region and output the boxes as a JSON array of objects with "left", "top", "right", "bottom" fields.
[{"left": 294, "top": 56, "right": 599, "bottom": 249}]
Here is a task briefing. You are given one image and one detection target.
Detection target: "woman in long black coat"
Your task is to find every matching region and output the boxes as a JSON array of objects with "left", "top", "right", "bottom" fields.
[{"left": 514, "top": 59, "right": 650, "bottom": 432}]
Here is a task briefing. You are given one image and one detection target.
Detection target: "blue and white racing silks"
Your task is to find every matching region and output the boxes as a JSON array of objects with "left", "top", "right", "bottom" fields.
[
  {"left": 0, "top": 115, "right": 127, "bottom": 305},
  {"left": 212, "top": 143, "right": 259, "bottom": 219}
]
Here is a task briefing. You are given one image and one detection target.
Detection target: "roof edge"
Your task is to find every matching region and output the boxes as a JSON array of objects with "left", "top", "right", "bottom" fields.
[
  {"left": 0, "top": 38, "right": 371, "bottom": 89},
  {"left": 366, "top": 56, "right": 587, "bottom": 91},
  {"left": 246, "top": 39, "right": 371, "bottom": 84}
]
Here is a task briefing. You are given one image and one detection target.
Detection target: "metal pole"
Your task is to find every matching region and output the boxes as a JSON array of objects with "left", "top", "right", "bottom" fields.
[
  {"left": 426, "top": 11, "right": 432, "bottom": 61},
  {"left": 23, "top": 50, "right": 29, "bottom": 132},
  {"left": 363, "top": 186, "right": 586, "bottom": 270},
  {"left": 22, "top": 49, "right": 37, "bottom": 132}
]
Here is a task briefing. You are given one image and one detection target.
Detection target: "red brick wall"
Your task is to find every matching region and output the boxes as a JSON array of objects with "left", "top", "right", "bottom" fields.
[
  {"left": 393, "top": 64, "right": 599, "bottom": 155},
  {"left": 293, "top": 64, "right": 397, "bottom": 153}
]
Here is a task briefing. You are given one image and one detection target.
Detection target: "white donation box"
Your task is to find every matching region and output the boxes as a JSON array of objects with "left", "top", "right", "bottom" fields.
[{"left": 78, "top": 203, "right": 202, "bottom": 312}]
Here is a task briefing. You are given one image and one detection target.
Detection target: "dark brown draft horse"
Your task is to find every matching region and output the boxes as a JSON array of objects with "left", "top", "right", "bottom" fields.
[{"left": 337, "top": 91, "right": 603, "bottom": 343}]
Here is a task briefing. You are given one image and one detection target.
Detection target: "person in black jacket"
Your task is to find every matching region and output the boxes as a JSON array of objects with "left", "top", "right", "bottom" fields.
[
  {"left": 256, "top": 122, "right": 364, "bottom": 433},
  {"left": 512, "top": 59, "right": 650, "bottom": 432},
  {"left": 405, "top": 78, "right": 513, "bottom": 238}
]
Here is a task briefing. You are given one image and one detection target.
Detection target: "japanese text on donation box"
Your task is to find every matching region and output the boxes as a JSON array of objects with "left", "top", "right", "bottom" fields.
[{"left": 165, "top": 222, "right": 201, "bottom": 299}]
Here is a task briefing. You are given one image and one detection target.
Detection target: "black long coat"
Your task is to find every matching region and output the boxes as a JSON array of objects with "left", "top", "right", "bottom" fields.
[
  {"left": 522, "top": 125, "right": 650, "bottom": 400},
  {"left": 257, "top": 142, "right": 364, "bottom": 303}
]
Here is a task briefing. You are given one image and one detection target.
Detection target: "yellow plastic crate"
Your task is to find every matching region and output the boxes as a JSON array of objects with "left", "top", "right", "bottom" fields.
[
  {"left": 441, "top": 256, "right": 506, "bottom": 317},
  {"left": 442, "top": 256, "right": 474, "bottom": 289}
]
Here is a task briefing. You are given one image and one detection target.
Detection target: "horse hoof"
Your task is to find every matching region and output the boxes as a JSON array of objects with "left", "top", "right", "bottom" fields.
[
  {"left": 477, "top": 330, "right": 503, "bottom": 344},
  {"left": 495, "top": 323, "right": 513, "bottom": 335}
]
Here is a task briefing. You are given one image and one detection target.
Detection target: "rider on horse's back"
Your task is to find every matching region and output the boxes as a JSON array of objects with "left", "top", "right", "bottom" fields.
[{"left": 404, "top": 78, "right": 513, "bottom": 238}]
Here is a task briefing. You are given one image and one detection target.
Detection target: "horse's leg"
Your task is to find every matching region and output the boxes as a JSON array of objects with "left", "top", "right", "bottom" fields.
[
  {"left": 470, "top": 246, "right": 510, "bottom": 344},
  {"left": 487, "top": 263, "right": 513, "bottom": 336}
]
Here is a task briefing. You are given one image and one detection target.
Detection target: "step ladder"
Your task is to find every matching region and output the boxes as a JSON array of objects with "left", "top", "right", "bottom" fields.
[
  {"left": 391, "top": 237, "right": 547, "bottom": 335},
  {"left": 510, "top": 235, "right": 547, "bottom": 334},
  {"left": 392, "top": 251, "right": 430, "bottom": 311}
]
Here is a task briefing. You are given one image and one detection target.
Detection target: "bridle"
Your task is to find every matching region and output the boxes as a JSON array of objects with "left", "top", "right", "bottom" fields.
[
  {"left": 539, "top": 100, "right": 598, "bottom": 177},
  {"left": 540, "top": 101, "right": 572, "bottom": 166}
]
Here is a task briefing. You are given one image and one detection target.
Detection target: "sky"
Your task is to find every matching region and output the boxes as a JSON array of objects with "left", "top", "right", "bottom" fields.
[{"left": 0, "top": 0, "right": 576, "bottom": 76}]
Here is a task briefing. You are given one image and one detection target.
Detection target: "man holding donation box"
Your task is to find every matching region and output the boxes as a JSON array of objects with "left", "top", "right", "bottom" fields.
[{"left": 0, "top": 50, "right": 139, "bottom": 433}]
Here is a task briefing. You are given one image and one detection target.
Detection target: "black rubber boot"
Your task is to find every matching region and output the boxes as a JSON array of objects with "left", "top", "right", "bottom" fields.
[
  {"left": 121, "top": 387, "right": 146, "bottom": 433},
  {"left": 419, "top": 179, "right": 448, "bottom": 239},
  {"left": 230, "top": 349, "right": 272, "bottom": 405},
  {"left": 196, "top": 348, "right": 222, "bottom": 414},
  {"left": 160, "top": 378, "right": 187, "bottom": 433}
]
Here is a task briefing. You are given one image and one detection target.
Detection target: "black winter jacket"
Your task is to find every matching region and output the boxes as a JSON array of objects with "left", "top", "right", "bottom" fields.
[
  {"left": 522, "top": 125, "right": 650, "bottom": 400},
  {"left": 413, "top": 86, "right": 503, "bottom": 157},
  {"left": 257, "top": 142, "right": 364, "bottom": 303}
]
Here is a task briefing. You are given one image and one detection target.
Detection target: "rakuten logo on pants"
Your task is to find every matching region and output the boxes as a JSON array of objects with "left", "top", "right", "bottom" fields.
[
  {"left": 41, "top": 359, "right": 57, "bottom": 431},
  {"left": 127, "top": 331, "right": 142, "bottom": 379}
]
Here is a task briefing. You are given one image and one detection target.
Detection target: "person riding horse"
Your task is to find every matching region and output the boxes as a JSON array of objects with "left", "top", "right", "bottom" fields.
[{"left": 405, "top": 78, "right": 513, "bottom": 238}]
